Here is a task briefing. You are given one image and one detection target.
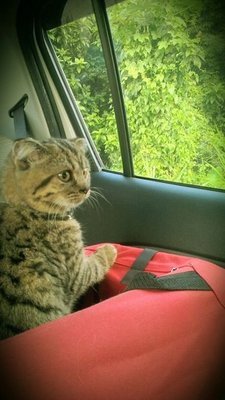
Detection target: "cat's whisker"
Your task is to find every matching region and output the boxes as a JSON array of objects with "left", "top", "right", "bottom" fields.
[
  {"left": 47, "top": 201, "right": 65, "bottom": 226},
  {"left": 87, "top": 199, "right": 97, "bottom": 211},
  {"left": 91, "top": 187, "right": 111, "bottom": 206},
  {"left": 52, "top": 202, "right": 66, "bottom": 223},
  {"left": 85, "top": 194, "right": 99, "bottom": 211},
  {"left": 85, "top": 187, "right": 111, "bottom": 211},
  {"left": 47, "top": 202, "right": 58, "bottom": 224}
]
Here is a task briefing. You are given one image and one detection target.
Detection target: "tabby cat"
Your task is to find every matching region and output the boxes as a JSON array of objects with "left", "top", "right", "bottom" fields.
[{"left": 0, "top": 137, "right": 116, "bottom": 340}]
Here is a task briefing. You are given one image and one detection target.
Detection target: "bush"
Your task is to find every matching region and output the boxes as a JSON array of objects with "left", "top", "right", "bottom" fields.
[{"left": 48, "top": 0, "right": 225, "bottom": 189}]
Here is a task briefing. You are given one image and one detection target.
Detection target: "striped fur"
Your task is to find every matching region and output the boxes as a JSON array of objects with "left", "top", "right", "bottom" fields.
[{"left": 0, "top": 138, "right": 116, "bottom": 339}]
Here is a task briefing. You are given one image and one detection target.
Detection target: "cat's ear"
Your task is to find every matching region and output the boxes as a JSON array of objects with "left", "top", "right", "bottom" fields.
[
  {"left": 70, "top": 138, "right": 88, "bottom": 154},
  {"left": 12, "top": 138, "right": 47, "bottom": 170}
]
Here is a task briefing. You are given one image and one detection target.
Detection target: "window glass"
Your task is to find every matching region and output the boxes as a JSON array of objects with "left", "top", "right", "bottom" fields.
[
  {"left": 47, "top": 0, "right": 123, "bottom": 172},
  {"left": 46, "top": 0, "right": 225, "bottom": 190},
  {"left": 107, "top": 0, "right": 225, "bottom": 189}
]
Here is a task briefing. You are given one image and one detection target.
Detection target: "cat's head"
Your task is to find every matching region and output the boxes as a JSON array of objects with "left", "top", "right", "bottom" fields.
[{"left": 2, "top": 137, "right": 91, "bottom": 213}]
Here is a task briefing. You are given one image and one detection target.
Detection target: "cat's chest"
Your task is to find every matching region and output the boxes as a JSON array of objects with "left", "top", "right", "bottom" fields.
[
  {"left": 28, "top": 216, "right": 81, "bottom": 247},
  {"left": 2, "top": 207, "right": 83, "bottom": 270},
  {"left": 41, "top": 219, "right": 82, "bottom": 276},
  {"left": 5, "top": 209, "right": 82, "bottom": 251},
  {"left": 43, "top": 219, "right": 82, "bottom": 248}
]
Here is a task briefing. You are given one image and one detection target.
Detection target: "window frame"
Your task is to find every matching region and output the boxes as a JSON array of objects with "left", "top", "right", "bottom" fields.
[
  {"left": 18, "top": 0, "right": 134, "bottom": 175},
  {"left": 17, "top": 0, "right": 65, "bottom": 139},
  {"left": 17, "top": 0, "right": 225, "bottom": 193}
]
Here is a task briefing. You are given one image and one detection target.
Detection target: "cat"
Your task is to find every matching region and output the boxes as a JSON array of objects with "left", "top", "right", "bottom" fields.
[{"left": 0, "top": 137, "right": 117, "bottom": 340}]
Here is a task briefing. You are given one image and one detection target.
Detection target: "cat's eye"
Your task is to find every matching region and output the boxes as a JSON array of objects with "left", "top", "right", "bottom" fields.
[{"left": 57, "top": 170, "right": 72, "bottom": 182}]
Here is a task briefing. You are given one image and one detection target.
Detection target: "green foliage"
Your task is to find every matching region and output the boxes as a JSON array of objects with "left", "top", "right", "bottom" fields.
[
  {"left": 48, "top": 0, "right": 225, "bottom": 190},
  {"left": 48, "top": 18, "right": 122, "bottom": 171}
]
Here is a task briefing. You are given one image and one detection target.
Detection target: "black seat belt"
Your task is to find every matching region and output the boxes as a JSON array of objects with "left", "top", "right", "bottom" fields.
[
  {"left": 121, "top": 248, "right": 156, "bottom": 285},
  {"left": 9, "top": 94, "right": 29, "bottom": 139}
]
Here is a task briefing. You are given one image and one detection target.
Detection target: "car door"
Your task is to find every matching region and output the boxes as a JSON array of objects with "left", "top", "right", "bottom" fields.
[{"left": 2, "top": 0, "right": 225, "bottom": 266}]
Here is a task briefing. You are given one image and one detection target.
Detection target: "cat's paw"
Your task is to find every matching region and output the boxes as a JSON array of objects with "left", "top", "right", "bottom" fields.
[{"left": 96, "top": 244, "right": 117, "bottom": 269}]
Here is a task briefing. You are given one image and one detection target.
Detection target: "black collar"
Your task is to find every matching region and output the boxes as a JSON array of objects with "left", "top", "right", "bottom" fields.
[{"left": 31, "top": 210, "right": 73, "bottom": 221}]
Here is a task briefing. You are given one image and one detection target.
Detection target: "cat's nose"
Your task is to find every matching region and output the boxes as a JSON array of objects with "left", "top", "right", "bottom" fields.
[{"left": 79, "top": 187, "right": 89, "bottom": 194}]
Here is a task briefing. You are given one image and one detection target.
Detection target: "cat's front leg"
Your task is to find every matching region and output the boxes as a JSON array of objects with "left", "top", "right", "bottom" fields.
[
  {"left": 81, "top": 244, "right": 117, "bottom": 291},
  {"left": 91, "top": 243, "right": 117, "bottom": 272}
]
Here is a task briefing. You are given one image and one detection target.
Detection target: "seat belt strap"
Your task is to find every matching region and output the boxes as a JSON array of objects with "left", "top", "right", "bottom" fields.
[
  {"left": 9, "top": 94, "right": 29, "bottom": 139},
  {"left": 125, "top": 270, "right": 211, "bottom": 292},
  {"left": 121, "top": 248, "right": 156, "bottom": 285},
  {"left": 121, "top": 248, "right": 211, "bottom": 292}
]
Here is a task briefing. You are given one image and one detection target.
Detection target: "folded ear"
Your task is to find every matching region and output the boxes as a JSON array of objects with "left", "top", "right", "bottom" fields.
[
  {"left": 12, "top": 138, "right": 47, "bottom": 170},
  {"left": 70, "top": 138, "right": 88, "bottom": 154}
]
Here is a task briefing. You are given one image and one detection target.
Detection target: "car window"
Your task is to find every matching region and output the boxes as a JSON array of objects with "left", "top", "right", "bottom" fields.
[{"left": 45, "top": 0, "right": 225, "bottom": 190}]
